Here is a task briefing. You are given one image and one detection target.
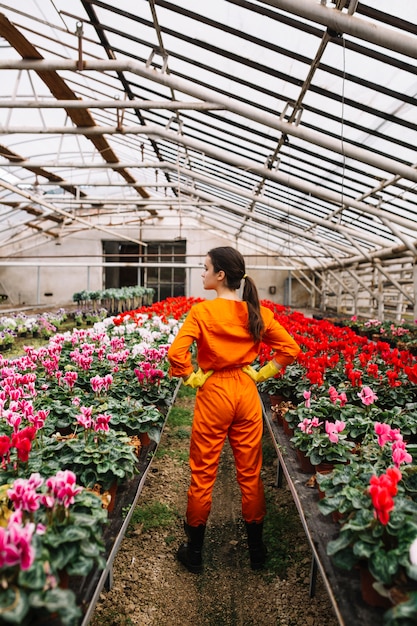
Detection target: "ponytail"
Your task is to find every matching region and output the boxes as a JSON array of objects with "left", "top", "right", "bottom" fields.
[{"left": 242, "top": 275, "right": 264, "bottom": 342}]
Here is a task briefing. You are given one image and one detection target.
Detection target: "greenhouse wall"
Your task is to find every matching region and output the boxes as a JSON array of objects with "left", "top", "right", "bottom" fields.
[{"left": 0, "top": 217, "right": 310, "bottom": 308}]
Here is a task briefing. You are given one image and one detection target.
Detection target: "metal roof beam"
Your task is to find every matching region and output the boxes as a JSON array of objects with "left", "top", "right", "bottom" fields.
[
  {"left": 1, "top": 58, "right": 416, "bottom": 186},
  {"left": 0, "top": 179, "right": 148, "bottom": 246},
  {"left": 0, "top": 12, "right": 150, "bottom": 200},
  {"left": 259, "top": 0, "right": 417, "bottom": 59},
  {"left": 0, "top": 99, "right": 222, "bottom": 111},
  {"left": 4, "top": 124, "right": 413, "bottom": 236}
]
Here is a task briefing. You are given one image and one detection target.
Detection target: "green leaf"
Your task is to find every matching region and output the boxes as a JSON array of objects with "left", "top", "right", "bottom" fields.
[
  {"left": 57, "top": 524, "right": 89, "bottom": 543},
  {"left": 369, "top": 550, "right": 401, "bottom": 585},
  {"left": 18, "top": 560, "right": 46, "bottom": 590},
  {"left": 29, "top": 588, "right": 82, "bottom": 626},
  {"left": 0, "top": 586, "right": 30, "bottom": 624},
  {"left": 326, "top": 531, "right": 353, "bottom": 556}
]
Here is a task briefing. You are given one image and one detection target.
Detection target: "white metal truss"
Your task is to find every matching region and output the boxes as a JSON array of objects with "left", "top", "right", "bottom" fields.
[{"left": 0, "top": 0, "right": 416, "bottom": 317}]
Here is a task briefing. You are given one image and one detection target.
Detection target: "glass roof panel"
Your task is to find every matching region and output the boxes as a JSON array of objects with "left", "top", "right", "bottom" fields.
[{"left": 0, "top": 0, "right": 416, "bottom": 267}]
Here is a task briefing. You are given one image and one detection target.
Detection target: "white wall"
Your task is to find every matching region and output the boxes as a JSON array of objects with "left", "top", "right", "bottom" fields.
[{"left": 0, "top": 216, "right": 310, "bottom": 309}]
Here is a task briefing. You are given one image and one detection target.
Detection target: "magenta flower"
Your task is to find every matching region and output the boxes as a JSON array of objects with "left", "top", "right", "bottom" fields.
[
  {"left": 298, "top": 418, "right": 312, "bottom": 433},
  {"left": 325, "top": 420, "right": 346, "bottom": 444},
  {"left": 103, "top": 374, "right": 113, "bottom": 390},
  {"left": 338, "top": 392, "right": 348, "bottom": 407},
  {"left": 63, "top": 370, "right": 78, "bottom": 390},
  {"left": 310, "top": 417, "right": 322, "bottom": 429},
  {"left": 90, "top": 375, "right": 104, "bottom": 394},
  {"left": 358, "top": 386, "right": 378, "bottom": 406},
  {"left": 298, "top": 417, "right": 322, "bottom": 435},
  {"left": 392, "top": 440, "right": 413, "bottom": 467},
  {"left": 328, "top": 386, "right": 339, "bottom": 404},
  {"left": 94, "top": 413, "right": 111, "bottom": 433},
  {"left": 302, "top": 390, "right": 311, "bottom": 408},
  {"left": 76, "top": 405, "right": 93, "bottom": 429},
  {"left": 46, "top": 470, "right": 82, "bottom": 508},
  {"left": 374, "top": 422, "right": 392, "bottom": 447},
  {"left": 28, "top": 409, "right": 49, "bottom": 430},
  {"left": 0, "top": 527, "right": 20, "bottom": 569},
  {"left": 374, "top": 422, "right": 401, "bottom": 447},
  {"left": 0, "top": 513, "right": 36, "bottom": 571},
  {"left": 5, "top": 410, "right": 22, "bottom": 433},
  {"left": 8, "top": 477, "right": 42, "bottom": 513}
]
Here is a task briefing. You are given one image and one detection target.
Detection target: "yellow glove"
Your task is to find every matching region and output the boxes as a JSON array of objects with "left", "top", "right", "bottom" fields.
[
  {"left": 242, "top": 360, "right": 280, "bottom": 383},
  {"left": 183, "top": 368, "right": 214, "bottom": 389}
]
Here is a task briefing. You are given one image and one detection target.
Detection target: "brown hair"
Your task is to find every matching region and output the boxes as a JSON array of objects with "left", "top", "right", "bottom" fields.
[{"left": 207, "top": 246, "right": 264, "bottom": 342}]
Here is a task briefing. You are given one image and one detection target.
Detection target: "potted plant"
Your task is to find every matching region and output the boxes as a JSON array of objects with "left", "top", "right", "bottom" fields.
[
  {"left": 258, "top": 361, "right": 305, "bottom": 404},
  {"left": 290, "top": 416, "right": 356, "bottom": 468},
  {"left": 0, "top": 470, "right": 106, "bottom": 626},
  {"left": 35, "top": 427, "right": 140, "bottom": 493},
  {"left": 324, "top": 468, "right": 417, "bottom": 609}
]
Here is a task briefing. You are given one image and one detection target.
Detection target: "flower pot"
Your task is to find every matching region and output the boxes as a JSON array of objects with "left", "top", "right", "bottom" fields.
[
  {"left": 282, "top": 419, "right": 294, "bottom": 437},
  {"left": 359, "top": 565, "right": 391, "bottom": 608},
  {"left": 139, "top": 432, "right": 151, "bottom": 446},
  {"left": 296, "top": 449, "right": 315, "bottom": 474},
  {"left": 58, "top": 569, "right": 70, "bottom": 589},
  {"left": 314, "top": 462, "right": 334, "bottom": 473},
  {"left": 315, "top": 466, "right": 334, "bottom": 500},
  {"left": 269, "top": 394, "right": 285, "bottom": 407},
  {"left": 104, "top": 481, "right": 118, "bottom": 514},
  {"left": 332, "top": 510, "right": 344, "bottom": 524}
]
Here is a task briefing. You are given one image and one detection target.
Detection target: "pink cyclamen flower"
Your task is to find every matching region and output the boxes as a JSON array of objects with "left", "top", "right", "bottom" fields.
[
  {"left": 46, "top": 470, "right": 82, "bottom": 508},
  {"left": 94, "top": 413, "right": 111, "bottom": 433},
  {"left": 325, "top": 420, "right": 346, "bottom": 444},
  {"left": 0, "top": 515, "right": 36, "bottom": 570},
  {"left": 310, "top": 417, "right": 322, "bottom": 429},
  {"left": 392, "top": 440, "right": 413, "bottom": 467},
  {"left": 7, "top": 477, "right": 41, "bottom": 513},
  {"left": 90, "top": 375, "right": 104, "bottom": 394},
  {"left": 328, "top": 387, "right": 339, "bottom": 404},
  {"left": 358, "top": 386, "right": 378, "bottom": 406},
  {"left": 374, "top": 422, "right": 401, "bottom": 447},
  {"left": 338, "top": 392, "right": 348, "bottom": 407},
  {"left": 76, "top": 405, "right": 93, "bottom": 429},
  {"left": 298, "top": 418, "right": 312, "bottom": 433},
  {"left": 374, "top": 422, "right": 392, "bottom": 447},
  {"left": 303, "top": 390, "right": 311, "bottom": 408},
  {"left": 63, "top": 371, "right": 78, "bottom": 390},
  {"left": 28, "top": 409, "right": 49, "bottom": 430},
  {"left": 102, "top": 374, "right": 113, "bottom": 390}
]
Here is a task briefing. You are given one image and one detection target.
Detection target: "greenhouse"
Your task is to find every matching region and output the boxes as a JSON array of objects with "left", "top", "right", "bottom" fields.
[{"left": 0, "top": 1, "right": 417, "bottom": 625}]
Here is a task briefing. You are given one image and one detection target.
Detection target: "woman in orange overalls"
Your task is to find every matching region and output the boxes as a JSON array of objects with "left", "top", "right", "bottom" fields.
[{"left": 167, "top": 246, "right": 300, "bottom": 573}]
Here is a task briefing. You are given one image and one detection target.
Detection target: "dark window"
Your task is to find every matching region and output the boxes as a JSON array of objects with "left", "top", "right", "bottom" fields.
[
  {"left": 143, "top": 241, "right": 186, "bottom": 302},
  {"left": 103, "top": 240, "right": 186, "bottom": 302},
  {"left": 103, "top": 241, "right": 140, "bottom": 288}
]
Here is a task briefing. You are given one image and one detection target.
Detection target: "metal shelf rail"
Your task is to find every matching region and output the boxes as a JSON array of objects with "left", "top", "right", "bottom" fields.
[
  {"left": 78, "top": 380, "right": 182, "bottom": 625},
  {"left": 261, "top": 395, "right": 385, "bottom": 626}
]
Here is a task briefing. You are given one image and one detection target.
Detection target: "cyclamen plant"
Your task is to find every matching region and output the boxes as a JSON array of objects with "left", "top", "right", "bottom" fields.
[
  {"left": 0, "top": 470, "right": 106, "bottom": 626},
  {"left": 369, "top": 466, "right": 402, "bottom": 525}
]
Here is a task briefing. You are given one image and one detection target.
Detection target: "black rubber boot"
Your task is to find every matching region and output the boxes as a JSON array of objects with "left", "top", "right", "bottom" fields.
[
  {"left": 177, "top": 521, "right": 206, "bottom": 574},
  {"left": 245, "top": 521, "right": 267, "bottom": 570}
]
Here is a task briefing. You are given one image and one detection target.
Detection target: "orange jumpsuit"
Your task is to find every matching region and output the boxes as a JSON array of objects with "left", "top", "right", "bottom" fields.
[{"left": 167, "top": 298, "right": 300, "bottom": 527}]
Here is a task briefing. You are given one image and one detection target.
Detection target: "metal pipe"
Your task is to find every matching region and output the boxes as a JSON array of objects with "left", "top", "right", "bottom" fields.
[
  {"left": 2, "top": 125, "right": 416, "bottom": 231},
  {"left": 0, "top": 98, "right": 222, "bottom": 110},
  {"left": 0, "top": 179, "right": 148, "bottom": 246},
  {"left": 0, "top": 261, "right": 297, "bottom": 270},
  {"left": 258, "top": 0, "right": 417, "bottom": 59},
  {"left": 1, "top": 59, "right": 416, "bottom": 184}
]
